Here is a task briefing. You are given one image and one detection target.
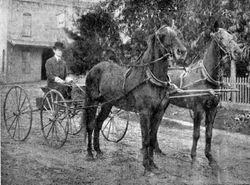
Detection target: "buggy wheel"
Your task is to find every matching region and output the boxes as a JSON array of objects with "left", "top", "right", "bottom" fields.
[
  {"left": 40, "top": 89, "right": 69, "bottom": 148},
  {"left": 3, "top": 86, "right": 32, "bottom": 141},
  {"left": 101, "top": 108, "right": 129, "bottom": 143},
  {"left": 68, "top": 108, "right": 83, "bottom": 135}
]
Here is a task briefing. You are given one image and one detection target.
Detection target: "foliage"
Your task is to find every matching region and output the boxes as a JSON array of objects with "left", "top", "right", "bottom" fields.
[
  {"left": 65, "top": 0, "right": 250, "bottom": 76},
  {"left": 63, "top": 7, "right": 121, "bottom": 74}
]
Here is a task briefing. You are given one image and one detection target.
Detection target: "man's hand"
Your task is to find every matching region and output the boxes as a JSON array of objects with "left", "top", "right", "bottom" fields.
[
  {"left": 55, "top": 77, "right": 65, "bottom": 84},
  {"left": 65, "top": 76, "right": 74, "bottom": 83}
]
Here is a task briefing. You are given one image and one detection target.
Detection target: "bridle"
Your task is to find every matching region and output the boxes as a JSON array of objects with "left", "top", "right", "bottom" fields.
[
  {"left": 127, "top": 27, "right": 174, "bottom": 67},
  {"left": 180, "top": 33, "right": 238, "bottom": 89},
  {"left": 206, "top": 33, "right": 238, "bottom": 85},
  {"left": 124, "top": 26, "right": 181, "bottom": 88}
]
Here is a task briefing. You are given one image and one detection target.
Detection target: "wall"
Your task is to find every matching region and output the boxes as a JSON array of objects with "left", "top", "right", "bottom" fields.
[
  {"left": 5, "top": 0, "right": 93, "bottom": 83},
  {"left": 7, "top": 44, "right": 43, "bottom": 83},
  {"left": 0, "top": 0, "right": 10, "bottom": 83},
  {"left": 9, "top": 0, "right": 67, "bottom": 43}
]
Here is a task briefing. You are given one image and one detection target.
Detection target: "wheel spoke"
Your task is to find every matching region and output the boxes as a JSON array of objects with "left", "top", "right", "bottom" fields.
[
  {"left": 51, "top": 125, "right": 55, "bottom": 141},
  {"left": 43, "top": 103, "right": 50, "bottom": 113},
  {"left": 5, "top": 114, "right": 16, "bottom": 121},
  {"left": 19, "top": 96, "right": 27, "bottom": 112},
  {"left": 57, "top": 120, "right": 65, "bottom": 131},
  {"left": 9, "top": 92, "right": 17, "bottom": 109},
  {"left": 12, "top": 117, "right": 19, "bottom": 138},
  {"left": 18, "top": 88, "right": 22, "bottom": 110},
  {"left": 41, "top": 90, "right": 68, "bottom": 148},
  {"left": 45, "top": 122, "right": 54, "bottom": 138},
  {"left": 15, "top": 88, "right": 19, "bottom": 107},
  {"left": 4, "top": 86, "right": 32, "bottom": 141},
  {"left": 42, "top": 121, "right": 53, "bottom": 129},
  {"left": 7, "top": 116, "right": 18, "bottom": 132},
  {"left": 20, "top": 105, "right": 29, "bottom": 112},
  {"left": 17, "top": 117, "right": 21, "bottom": 139},
  {"left": 107, "top": 118, "right": 113, "bottom": 139},
  {"left": 45, "top": 97, "right": 53, "bottom": 111},
  {"left": 103, "top": 119, "right": 110, "bottom": 131},
  {"left": 20, "top": 109, "right": 31, "bottom": 115},
  {"left": 54, "top": 123, "right": 60, "bottom": 141}
]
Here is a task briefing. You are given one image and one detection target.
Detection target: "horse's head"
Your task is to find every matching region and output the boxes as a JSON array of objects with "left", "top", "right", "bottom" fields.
[
  {"left": 210, "top": 28, "right": 242, "bottom": 61},
  {"left": 155, "top": 25, "right": 187, "bottom": 62}
]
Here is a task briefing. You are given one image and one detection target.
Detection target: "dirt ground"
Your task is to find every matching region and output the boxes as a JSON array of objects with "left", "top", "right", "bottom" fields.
[{"left": 1, "top": 82, "right": 250, "bottom": 185}]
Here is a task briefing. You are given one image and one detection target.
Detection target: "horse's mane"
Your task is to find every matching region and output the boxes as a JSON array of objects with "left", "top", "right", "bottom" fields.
[
  {"left": 129, "top": 33, "right": 155, "bottom": 66},
  {"left": 142, "top": 34, "right": 156, "bottom": 63}
]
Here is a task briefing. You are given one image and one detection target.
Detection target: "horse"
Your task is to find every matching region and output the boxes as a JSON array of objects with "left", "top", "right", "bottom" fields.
[
  {"left": 82, "top": 25, "right": 187, "bottom": 174},
  {"left": 154, "top": 27, "right": 242, "bottom": 167}
]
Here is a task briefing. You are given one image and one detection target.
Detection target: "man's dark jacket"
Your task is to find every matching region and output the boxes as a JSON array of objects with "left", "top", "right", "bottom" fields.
[
  {"left": 45, "top": 56, "right": 71, "bottom": 98},
  {"left": 45, "top": 56, "right": 68, "bottom": 88}
]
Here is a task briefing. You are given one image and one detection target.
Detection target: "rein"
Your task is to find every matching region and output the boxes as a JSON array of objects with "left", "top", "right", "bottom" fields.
[
  {"left": 127, "top": 53, "right": 171, "bottom": 67},
  {"left": 123, "top": 30, "right": 174, "bottom": 89}
]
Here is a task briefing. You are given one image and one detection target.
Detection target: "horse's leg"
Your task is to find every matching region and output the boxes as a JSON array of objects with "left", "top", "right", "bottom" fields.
[
  {"left": 152, "top": 109, "right": 167, "bottom": 156},
  {"left": 148, "top": 108, "right": 167, "bottom": 173},
  {"left": 140, "top": 123, "right": 146, "bottom": 154},
  {"left": 86, "top": 105, "right": 97, "bottom": 161},
  {"left": 139, "top": 111, "right": 152, "bottom": 174},
  {"left": 140, "top": 123, "right": 164, "bottom": 156},
  {"left": 191, "top": 106, "right": 204, "bottom": 165},
  {"left": 205, "top": 107, "right": 217, "bottom": 166},
  {"left": 94, "top": 104, "right": 112, "bottom": 158},
  {"left": 141, "top": 103, "right": 169, "bottom": 156}
]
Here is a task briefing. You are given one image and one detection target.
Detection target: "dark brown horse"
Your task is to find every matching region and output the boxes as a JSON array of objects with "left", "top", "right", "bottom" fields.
[
  {"left": 83, "top": 25, "right": 187, "bottom": 174},
  {"left": 154, "top": 27, "right": 242, "bottom": 166}
]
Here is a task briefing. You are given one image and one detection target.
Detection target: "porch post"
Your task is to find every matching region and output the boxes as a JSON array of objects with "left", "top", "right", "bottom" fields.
[{"left": 230, "top": 59, "right": 237, "bottom": 102}]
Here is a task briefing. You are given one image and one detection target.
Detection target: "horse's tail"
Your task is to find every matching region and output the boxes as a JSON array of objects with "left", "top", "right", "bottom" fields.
[
  {"left": 81, "top": 108, "right": 87, "bottom": 145},
  {"left": 81, "top": 66, "right": 103, "bottom": 145},
  {"left": 81, "top": 86, "right": 89, "bottom": 145}
]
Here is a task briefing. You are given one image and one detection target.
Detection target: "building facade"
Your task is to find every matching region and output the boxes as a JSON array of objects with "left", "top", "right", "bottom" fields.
[{"left": 0, "top": 0, "right": 92, "bottom": 83}]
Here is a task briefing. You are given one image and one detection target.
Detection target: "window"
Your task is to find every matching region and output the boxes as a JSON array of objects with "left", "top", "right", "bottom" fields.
[
  {"left": 2, "top": 49, "right": 5, "bottom": 72},
  {"left": 22, "top": 13, "right": 32, "bottom": 37},
  {"left": 22, "top": 50, "right": 31, "bottom": 74}
]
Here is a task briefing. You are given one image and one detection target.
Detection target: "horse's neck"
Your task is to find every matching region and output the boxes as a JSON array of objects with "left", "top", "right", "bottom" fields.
[
  {"left": 141, "top": 41, "right": 168, "bottom": 82},
  {"left": 203, "top": 40, "right": 220, "bottom": 80}
]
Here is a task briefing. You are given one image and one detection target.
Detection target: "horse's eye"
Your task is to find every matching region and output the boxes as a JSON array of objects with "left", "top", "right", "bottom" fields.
[{"left": 159, "top": 35, "right": 166, "bottom": 43}]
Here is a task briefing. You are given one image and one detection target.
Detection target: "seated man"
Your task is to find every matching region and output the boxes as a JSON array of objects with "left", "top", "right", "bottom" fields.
[{"left": 45, "top": 42, "right": 73, "bottom": 99}]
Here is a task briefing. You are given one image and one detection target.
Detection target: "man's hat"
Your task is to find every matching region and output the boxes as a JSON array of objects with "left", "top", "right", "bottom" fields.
[{"left": 53, "top": 42, "right": 65, "bottom": 50}]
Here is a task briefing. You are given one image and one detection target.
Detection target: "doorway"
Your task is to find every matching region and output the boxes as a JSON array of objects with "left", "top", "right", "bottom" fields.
[{"left": 41, "top": 48, "right": 54, "bottom": 80}]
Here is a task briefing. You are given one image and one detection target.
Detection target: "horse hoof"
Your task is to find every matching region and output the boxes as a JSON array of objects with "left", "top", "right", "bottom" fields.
[
  {"left": 154, "top": 150, "right": 166, "bottom": 157},
  {"left": 151, "top": 167, "right": 161, "bottom": 175},
  {"left": 209, "top": 159, "right": 218, "bottom": 169},
  {"left": 143, "top": 171, "right": 155, "bottom": 177},
  {"left": 191, "top": 159, "right": 199, "bottom": 169},
  {"left": 143, "top": 168, "right": 161, "bottom": 176},
  {"left": 86, "top": 154, "right": 94, "bottom": 161},
  {"left": 96, "top": 152, "right": 104, "bottom": 159}
]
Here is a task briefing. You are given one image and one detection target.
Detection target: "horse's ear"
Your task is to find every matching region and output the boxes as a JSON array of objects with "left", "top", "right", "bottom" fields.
[
  {"left": 147, "top": 34, "right": 155, "bottom": 47},
  {"left": 171, "top": 19, "right": 176, "bottom": 29},
  {"left": 212, "top": 20, "right": 219, "bottom": 33}
]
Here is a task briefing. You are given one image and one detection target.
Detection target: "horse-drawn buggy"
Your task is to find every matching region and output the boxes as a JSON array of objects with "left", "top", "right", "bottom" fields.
[
  {"left": 2, "top": 24, "right": 243, "bottom": 174},
  {"left": 2, "top": 81, "right": 130, "bottom": 148}
]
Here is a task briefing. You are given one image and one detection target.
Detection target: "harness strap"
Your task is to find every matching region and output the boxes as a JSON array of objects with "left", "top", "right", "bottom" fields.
[
  {"left": 146, "top": 67, "right": 170, "bottom": 87},
  {"left": 200, "top": 61, "right": 226, "bottom": 86},
  {"left": 123, "top": 68, "right": 133, "bottom": 93},
  {"left": 179, "top": 60, "right": 229, "bottom": 89}
]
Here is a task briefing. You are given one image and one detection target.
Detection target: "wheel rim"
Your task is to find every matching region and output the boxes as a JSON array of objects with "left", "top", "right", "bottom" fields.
[
  {"left": 40, "top": 90, "right": 69, "bottom": 148},
  {"left": 101, "top": 108, "right": 129, "bottom": 143},
  {"left": 3, "top": 86, "right": 32, "bottom": 141}
]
